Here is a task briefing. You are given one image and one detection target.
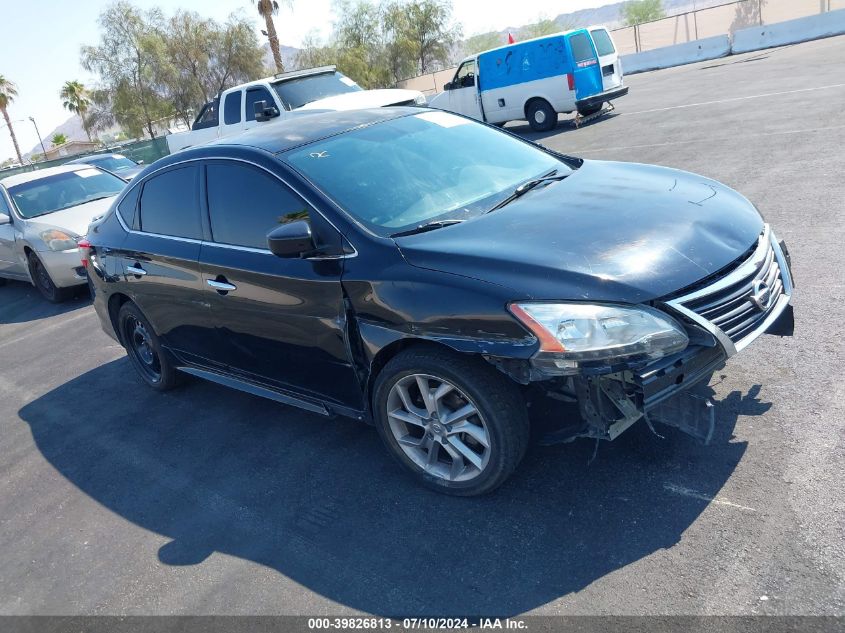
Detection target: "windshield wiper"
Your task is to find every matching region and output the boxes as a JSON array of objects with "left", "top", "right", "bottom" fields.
[
  {"left": 390, "top": 219, "right": 464, "bottom": 238},
  {"left": 486, "top": 173, "right": 570, "bottom": 214}
]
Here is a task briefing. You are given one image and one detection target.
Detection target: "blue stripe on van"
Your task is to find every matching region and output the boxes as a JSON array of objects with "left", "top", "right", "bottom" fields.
[{"left": 477, "top": 33, "right": 574, "bottom": 92}]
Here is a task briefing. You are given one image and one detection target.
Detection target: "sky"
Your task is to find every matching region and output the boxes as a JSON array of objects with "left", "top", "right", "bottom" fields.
[{"left": 0, "top": 0, "right": 616, "bottom": 162}]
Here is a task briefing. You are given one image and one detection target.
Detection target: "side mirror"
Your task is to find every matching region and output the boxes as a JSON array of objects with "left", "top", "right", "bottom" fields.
[
  {"left": 267, "top": 220, "right": 314, "bottom": 258},
  {"left": 0, "top": 213, "right": 9, "bottom": 225},
  {"left": 254, "top": 100, "right": 280, "bottom": 122},
  {"left": 443, "top": 81, "right": 454, "bottom": 91},
  {"left": 136, "top": 160, "right": 144, "bottom": 165}
]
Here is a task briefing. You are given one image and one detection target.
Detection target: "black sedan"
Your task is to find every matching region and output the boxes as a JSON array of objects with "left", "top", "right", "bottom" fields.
[{"left": 82, "top": 107, "right": 794, "bottom": 496}]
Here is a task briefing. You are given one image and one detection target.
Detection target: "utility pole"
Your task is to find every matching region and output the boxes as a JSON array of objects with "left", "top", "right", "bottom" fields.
[{"left": 29, "top": 117, "right": 47, "bottom": 160}]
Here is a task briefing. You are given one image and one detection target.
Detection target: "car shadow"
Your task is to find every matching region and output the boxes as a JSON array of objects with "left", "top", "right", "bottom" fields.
[
  {"left": 19, "top": 359, "right": 766, "bottom": 617},
  {"left": 507, "top": 112, "right": 623, "bottom": 144},
  {"left": 0, "top": 278, "right": 91, "bottom": 324}
]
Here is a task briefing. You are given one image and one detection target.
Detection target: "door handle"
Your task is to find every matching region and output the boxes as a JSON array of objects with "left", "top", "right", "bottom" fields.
[
  {"left": 207, "top": 278, "right": 237, "bottom": 293},
  {"left": 126, "top": 263, "right": 147, "bottom": 276}
]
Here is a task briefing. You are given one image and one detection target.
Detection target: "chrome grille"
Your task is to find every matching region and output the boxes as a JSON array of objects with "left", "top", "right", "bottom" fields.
[{"left": 667, "top": 225, "right": 792, "bottom": 355}]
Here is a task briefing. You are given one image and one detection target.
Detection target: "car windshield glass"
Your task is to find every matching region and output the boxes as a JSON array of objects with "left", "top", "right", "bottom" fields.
[
  {"left": 88, "top": 155, "right": 138, "bottom": 173},
  {"left": 284, "top": 111, "right": 567, "bottom": 236},
  {"left": 272, "top": 72, "right": 363, "bottom": 110},
  {"left": 8, "top": 168, "right": 125, "bottom": 218}
]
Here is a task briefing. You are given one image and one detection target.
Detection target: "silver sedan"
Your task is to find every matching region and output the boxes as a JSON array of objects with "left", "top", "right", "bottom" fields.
[{"left": 0, "top": 165, "right": 126, "bottom": 302}]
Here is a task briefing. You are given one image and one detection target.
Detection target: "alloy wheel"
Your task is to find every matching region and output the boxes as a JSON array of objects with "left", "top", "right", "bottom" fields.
[{"left": 386, "top": 373, "right": 491, "bottom": 482}]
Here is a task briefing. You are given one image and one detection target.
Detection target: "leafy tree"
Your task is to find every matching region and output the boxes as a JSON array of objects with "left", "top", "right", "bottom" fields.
[
  {"left": 383, "top": 0, "right": 462, "bottom": 76},
  {"left": 621, "top": 0, "right": 665, "bottom": 26},
  {"left": 252, "top": 0, "right": 291, "bottom": 73},
  {"left": 81, "top": 2, "right": 169, "bottom": 139},
  {"left": 730, "top": 0, "right": 766, "bottom": 34},
  {"left": 0, "top": 75, "right": 23, "bottom": 165},
  {"left": 60, "top": 80, "right": 93, "bottom": 141},
  {"left": 51, "top": 133, "right": 68, "bottom": 146},
  {"left": 83, "top": 88, "right": 116, "bottom": 139},
  {"left": 518, "top": 17, "right": 561, "bottom": 40},
  {"left": 462, "top": 31, "right": 504, "bottom": 56}
]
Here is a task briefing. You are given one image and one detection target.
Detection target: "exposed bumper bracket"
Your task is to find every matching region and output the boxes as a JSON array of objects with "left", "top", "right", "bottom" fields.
[{"left": 646, "top": 389, "right": 715, "bottom": 445}]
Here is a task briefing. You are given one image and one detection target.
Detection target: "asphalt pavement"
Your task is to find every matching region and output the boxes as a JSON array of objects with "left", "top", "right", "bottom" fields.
[{"left": 1, "top": 35, "right": 843, "bottom": 617}]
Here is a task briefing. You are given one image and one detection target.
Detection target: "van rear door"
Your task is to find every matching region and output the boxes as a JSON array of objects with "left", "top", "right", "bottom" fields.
[
  {"left": 589, "top": 27, "right": 623, "bottom": 91},
  {"left": 565, "top": 30, "right": 602, "bottom": 100}
]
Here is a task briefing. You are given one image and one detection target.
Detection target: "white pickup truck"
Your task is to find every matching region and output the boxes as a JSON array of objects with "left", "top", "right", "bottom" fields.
[{"left": 166, "top": 66, "right": 427, "bottom": 153}]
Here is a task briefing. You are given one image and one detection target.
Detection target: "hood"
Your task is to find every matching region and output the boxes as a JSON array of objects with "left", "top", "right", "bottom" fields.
[
  {"left": 26, "top": 196, "right": 117, "bottom": 238},
  {"left": 395, "top": 160, "right": 764, "bottom": 303},
  {"left": 298, "top": 89, "right": 422, "bottom": 111}
]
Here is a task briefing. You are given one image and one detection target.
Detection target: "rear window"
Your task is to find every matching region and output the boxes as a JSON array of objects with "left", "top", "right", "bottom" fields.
[
  {"left": 138, "top": 166, "right": 202, "bottom": 239},
  {"left": 590, "top": 29, "right": 615, "bottom": 56},
  {"left": 568, "top": 33, "right": 595, "bottom": 63}
]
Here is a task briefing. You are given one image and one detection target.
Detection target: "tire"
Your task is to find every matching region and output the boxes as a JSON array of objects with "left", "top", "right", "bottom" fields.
[
  {"left": 27, "top": 251, "right": 73, "bottom": 303},
  {"left": 372, "top": 347, "right": 529, "bottom": 496},
  {"left": 117, "top": 301, "right": 182, "bottom": 391},
  {"left": 526, "top": 99, "right": 557, "bottom": 132},
  {"left": 577, "top": 103, "right": 603, "bottom": 117}
]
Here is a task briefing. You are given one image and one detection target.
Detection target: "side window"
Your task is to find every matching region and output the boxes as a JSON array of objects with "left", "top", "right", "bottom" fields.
[
  {"left": 455, "top": 60, "right": 476, "bottom": 87},
  {"left": 590, "top": 29, "right": 615, "bottom": 56},
  {"left": 0, "top": 190, "right": 11, "bottom": 215},
  {"left": 223, "top": 91, "right": 242, "bottom": 125},
  {"left": 245, "top": 87, "right": 275, "bottom": 122},
  {"left": 117, "top": 184, "right": 141, "bottom": 229},
  {"left": 206, "top": 162, "right": 310, "bottom": 250},
  {"left": 569, "top": 33, "right": 596, "bottom": 63},
  {"left": 192, "top": 101, "right": 219, "bottom": 130},
  {"left": 138, "top": 166, "right": 202, "bottom": 239}
]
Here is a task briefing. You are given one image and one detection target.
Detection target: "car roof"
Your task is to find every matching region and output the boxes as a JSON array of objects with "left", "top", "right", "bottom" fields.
[
  {"left": 206, "top": 107, "right": 417, "bottom": 155},
  {"left": 0, "top": 164, "right": 98, "bottom": 188}
]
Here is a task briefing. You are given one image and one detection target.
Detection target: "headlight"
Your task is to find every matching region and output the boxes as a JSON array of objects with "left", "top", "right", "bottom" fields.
[
  {"left": 414, "top": 93, "right": 427, "bottom": 106},
  {"left": 40, "top": 229, "right": 79, "bottom": 251},
  {"left": 509, "top": 302, "right": 688, "bottom": 368}
]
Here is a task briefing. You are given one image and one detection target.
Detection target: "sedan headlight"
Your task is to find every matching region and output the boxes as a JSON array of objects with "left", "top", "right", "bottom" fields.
[
  {"left": 40, "top": 229, "right": 79, "bottom": 251},
  {"left": 509, "top": 302, "right": 688, "bottom": 368}
]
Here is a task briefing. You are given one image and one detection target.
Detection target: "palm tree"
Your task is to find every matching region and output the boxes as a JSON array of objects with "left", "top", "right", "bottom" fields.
[
  {"left": 60, "top": 80, "right": 92, "bottom": 141},
  {"left": 252, "top": 0, "right": 291, "bottom": 73},
  {"left": 0, "top": 75, "right": 23, "bottom": 165}
]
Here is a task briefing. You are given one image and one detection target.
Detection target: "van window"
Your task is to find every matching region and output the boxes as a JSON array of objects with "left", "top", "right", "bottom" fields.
[
  {"left": 138, "top": 166, "right": 202, "bottom": 239},
  {"left": 245, "top": 87, "right": 276, "bottom": 122},
  {"left": 455, "top": 60, "right": 477, "bottom": 88},
  {"left": 206, "top": 162, "right": 310, "bottom": 249},
  {"left": 224, "top": 91, "right": 242, "bottom": 125},
  {"left": 590, "top": 29, "right": 615, "bottom": 56},
  {"left": 568, "top": 33, "right": 595, "bottom": 63}
]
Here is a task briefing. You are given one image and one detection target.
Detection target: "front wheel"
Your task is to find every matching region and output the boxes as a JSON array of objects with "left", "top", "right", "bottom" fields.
[
  {"left": 526, "top": 99, "right": 557, "bottom": 132},
  {"left": 373, "top": 347, "right": 529, "bottom": 496},
  {"left": 27, "top": 252, "right": 72, "bottom": 303}
]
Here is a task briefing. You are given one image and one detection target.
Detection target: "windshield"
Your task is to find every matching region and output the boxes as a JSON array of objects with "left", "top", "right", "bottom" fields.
[
  {"left": 8, "top": 168, "right": 126, "bottom": 218},
  {"left": 285, "top": 111, "right": 567, "bottom": 236},
  {"left": 273, "top": 72, "right": 363, "bottom": 110},
  {"left": 87, "top": 155, "right": 138, "bottom": 173}
]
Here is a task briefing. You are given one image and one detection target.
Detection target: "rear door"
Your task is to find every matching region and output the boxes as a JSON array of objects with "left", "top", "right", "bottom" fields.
[
  {"left": 118, "top": 165, "right": 219, "bottom": 366},
  {"left": 198, "top": 159, "right": 363, "bottom": 410},
  {"left": 565, "top": 30, "right": 603, "bottom": 100},
  {"left": 590, "top": 27, "right": 623, "bottom": 90}
]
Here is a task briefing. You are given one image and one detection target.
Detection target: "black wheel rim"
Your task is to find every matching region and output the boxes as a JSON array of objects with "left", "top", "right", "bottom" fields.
[
  {"left": 30, "top": 256, "right": 55, "bottom": 298},
  {"left": 124, "top": 316, "right": 161, "bottom": 383}
]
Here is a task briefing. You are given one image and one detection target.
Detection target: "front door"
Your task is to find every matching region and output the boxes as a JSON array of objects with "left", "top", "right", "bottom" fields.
[
  {"left": 566, "top": 30, "right": 603, "bottom": 100},
  {"left": 445, "top": 60, "right": 483, "bottom": 120},
  {"left": 198, "top": 159, "right": 363, "bottom": 410}
]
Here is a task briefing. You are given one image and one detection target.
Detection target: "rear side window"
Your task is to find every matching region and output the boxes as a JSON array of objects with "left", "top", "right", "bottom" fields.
[
  {"left": 224, "top": 91, "right": 242, "bottom": 125},
  {"left": 568, "top": 33, "right": 595, "bottom": 63},
  {"left": 245, "top": 87, "right": 275, "bottom": 122},
  {"left": 138, "top": 166, "right": 202, "bottom": 239},
  {"left": 117, "top": 184, "right": 141, "bottom": 228},
  {"left": 206, "top": 162, "right": 310, "bottom": 249},
  {"left": 591, "top": 29, "right": 615, "bottom": 56}
]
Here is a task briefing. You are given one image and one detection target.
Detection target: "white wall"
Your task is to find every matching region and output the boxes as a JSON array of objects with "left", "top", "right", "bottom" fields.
[
  {"left": 732, "top": 8, "right": 845, "bottom": 53},
  {"left": 620, "top": 35, "right": 731, "bottom": 74}
]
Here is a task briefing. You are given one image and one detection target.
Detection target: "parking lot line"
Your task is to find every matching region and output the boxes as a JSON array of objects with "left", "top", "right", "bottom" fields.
[{"left": 621, "top": 83, "right": 845, "bottom": 116}]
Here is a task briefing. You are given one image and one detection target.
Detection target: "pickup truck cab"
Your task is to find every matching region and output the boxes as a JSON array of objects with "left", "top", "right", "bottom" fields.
[
  {"left": 428, "top": 26, "right": 627, "bottom": 131},
  {"left": 166, "top": 66, "right": 426, "bottom": 153}
]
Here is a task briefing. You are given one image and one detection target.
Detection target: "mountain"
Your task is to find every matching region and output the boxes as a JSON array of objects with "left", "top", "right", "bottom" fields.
[{"left": 261, "top": 43, "right": 302, "bottom": 72}]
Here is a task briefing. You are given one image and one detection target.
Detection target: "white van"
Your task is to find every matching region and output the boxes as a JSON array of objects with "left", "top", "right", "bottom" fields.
[
  {"left": 428, "top": 27, "right": 627, "bottom": 131},
  {"left": 166, "top": 66, "right": 426, "bottom": 153}
]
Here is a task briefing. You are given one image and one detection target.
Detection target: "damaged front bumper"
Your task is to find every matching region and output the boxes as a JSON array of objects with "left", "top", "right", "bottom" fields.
[{"left": 541, "top": 229, "right": 795, "bottom": 445}]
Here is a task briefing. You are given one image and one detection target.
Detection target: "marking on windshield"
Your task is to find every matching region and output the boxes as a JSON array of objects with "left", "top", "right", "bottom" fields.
[{"left": 309, "top": 151, "right": 330, "bottom": 159}]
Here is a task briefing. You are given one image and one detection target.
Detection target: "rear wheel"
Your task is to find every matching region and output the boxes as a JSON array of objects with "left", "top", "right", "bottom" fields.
[
  {"left": 118, "top": 302, "right": 181, "bottom": 391},
  {"left": 373, "top": 347, "right": 529, "bottom": 496},
  {"left": 526, "top": 99, "right": 557, "bottom": 132},
  {"left": 577, "top": 103, "right": 603, "bottom": 117},
  {"left": 27, "top": 252, "right": 72, "bottom": 303}
]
